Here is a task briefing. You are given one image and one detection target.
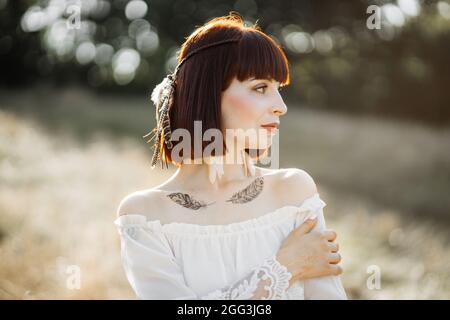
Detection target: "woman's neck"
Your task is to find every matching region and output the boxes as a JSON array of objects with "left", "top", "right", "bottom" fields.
[{"left": 168, "top": 148, "right": 257, "bottom": 192}]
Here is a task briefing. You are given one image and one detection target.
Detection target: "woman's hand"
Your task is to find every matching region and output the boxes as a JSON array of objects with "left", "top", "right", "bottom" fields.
[{"left": 275, "top": 217, "right": 342, "bottom": 287}]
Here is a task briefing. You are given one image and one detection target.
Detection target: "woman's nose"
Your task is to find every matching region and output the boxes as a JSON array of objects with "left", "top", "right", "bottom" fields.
[{"left": 272, "top": 100, "right": 287, "bottom": 116}]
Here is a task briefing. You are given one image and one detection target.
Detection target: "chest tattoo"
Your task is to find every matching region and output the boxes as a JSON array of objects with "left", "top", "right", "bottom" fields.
[
  {"left": 226, "top": 176, "right": 264, "bottom": 204},
  {"left": 167, "top": 193, "right": 215, "bottom": 210},
  {"left": 167, "top": 177, "right": 265, "bottom": 210}
]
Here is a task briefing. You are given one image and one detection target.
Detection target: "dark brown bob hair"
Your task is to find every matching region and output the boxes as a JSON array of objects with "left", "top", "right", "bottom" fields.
[{"left": 157, "top": 11, "right": 291, "bottom": 167}]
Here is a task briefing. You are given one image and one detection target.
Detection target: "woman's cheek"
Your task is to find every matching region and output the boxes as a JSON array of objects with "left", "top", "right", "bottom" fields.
[{"left": 226, "top": 93, "right": 259, "bottom": 125}]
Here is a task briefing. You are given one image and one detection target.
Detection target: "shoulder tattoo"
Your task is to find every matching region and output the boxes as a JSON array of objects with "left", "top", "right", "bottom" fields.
[
  {"left": 226, "top": 176, "right": 264, "bottom": 204},
  {"left": 167, "top": 192, "right": 215, "bottom": 210}
]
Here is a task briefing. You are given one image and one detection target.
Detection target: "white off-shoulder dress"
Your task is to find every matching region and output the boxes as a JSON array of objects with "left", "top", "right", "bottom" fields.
[{"left": 113, "top": 192, "right": 347, "bottom": 300}]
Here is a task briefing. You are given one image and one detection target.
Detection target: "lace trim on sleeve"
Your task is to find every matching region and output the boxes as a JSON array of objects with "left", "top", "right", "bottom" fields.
[{"left": 200, "top": 255, "right": 292, "bottom": 300}]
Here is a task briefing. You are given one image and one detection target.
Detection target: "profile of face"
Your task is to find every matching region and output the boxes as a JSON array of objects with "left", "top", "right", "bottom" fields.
[{"left": 220, "top": 76, "right": 288, "bottom": 152}]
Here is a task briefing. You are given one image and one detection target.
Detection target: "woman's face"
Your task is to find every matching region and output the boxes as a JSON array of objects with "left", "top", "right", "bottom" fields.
[{"left": 221, "top": 76, "right": 288, "bottom": 150}]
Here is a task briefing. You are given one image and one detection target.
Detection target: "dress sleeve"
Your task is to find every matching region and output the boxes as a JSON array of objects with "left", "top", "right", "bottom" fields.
[
  {"left": 301, "top": 199, "right": 348, "bottom": 300},
  {"left": 114, "top": 215, "right": 292, "bottom": 300}
]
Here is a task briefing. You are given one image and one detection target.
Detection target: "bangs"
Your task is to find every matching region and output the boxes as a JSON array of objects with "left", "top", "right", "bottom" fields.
[{"left": 233, "top": 30, "right": 290, "bottom": 87}]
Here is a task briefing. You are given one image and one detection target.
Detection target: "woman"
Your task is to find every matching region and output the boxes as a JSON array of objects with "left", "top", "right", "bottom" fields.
[{"left": 114, "top": 12, "right": 347, "bottom": 300}]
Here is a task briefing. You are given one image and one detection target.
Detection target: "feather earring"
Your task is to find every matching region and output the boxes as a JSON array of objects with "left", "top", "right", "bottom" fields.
[
  {"left": 207, "top": 155, "right": 225, "bottom": 185},
  {"left": 242, "top": 149, "right": 256, "bottom": 177}
]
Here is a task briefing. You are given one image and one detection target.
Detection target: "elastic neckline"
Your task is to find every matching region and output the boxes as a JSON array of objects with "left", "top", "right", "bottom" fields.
[{"left": 113, "top": 192, "right": 325, "bottom": 236}]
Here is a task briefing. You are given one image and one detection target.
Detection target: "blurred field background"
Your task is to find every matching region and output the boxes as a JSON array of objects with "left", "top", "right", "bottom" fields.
[{"left": 1, "top": 0, "right": 450, "bottom": 299}]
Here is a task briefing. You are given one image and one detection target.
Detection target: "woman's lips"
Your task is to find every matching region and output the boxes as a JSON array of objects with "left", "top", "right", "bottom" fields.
[{"left": 260, "top": 126, "right": 278, "bottom": 134}]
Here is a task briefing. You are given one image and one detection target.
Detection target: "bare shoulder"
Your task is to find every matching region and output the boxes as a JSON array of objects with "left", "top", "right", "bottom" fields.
[
  {"left": 116, "top": 188, "right": 166, "bottom": 219},
  {"left": 266, "top": 167, "right": 318, "bottom": 203}
]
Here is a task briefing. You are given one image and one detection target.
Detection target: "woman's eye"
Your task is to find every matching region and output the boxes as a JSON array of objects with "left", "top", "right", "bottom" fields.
[
  {"left": 255, "top": 85, "right": 267, "bottom": 94},
  {"left": 254, "top": 84, "right": 283, "bottom": 94}
]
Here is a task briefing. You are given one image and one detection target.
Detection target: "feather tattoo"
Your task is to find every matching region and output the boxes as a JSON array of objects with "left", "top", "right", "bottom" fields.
[
  {"left": 167, "top": 192, "right": 216, "bottom": 211},
  {"left": 226, "top": 176, "right": 264, "bottom": 204}
]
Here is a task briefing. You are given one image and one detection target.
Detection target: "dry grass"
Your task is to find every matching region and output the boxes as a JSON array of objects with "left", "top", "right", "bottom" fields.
[
  {"left": 0, "top": 110, "right": 171, "bottom": 299},
  {"left": 0, "top": 88, "right": 449, "bottom": 299}
]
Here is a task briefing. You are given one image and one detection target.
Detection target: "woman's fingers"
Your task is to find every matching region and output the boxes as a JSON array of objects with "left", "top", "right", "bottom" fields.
[
  {"left": 328, "top": 252, "right": 341, "bottom": 264},
  {"left": 322, "top": 230, "right": 337, "bottom": 241},
  {"left": 328, "top": 264, "right": 343, "bottom": 276},
  {"left": 328, "top": 242, "right": 339, "bottom": 252}
]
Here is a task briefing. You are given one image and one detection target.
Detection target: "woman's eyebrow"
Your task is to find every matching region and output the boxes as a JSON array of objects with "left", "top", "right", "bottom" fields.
[{"left": 247, "top": 77, "right": 281, "bottom": 88}]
